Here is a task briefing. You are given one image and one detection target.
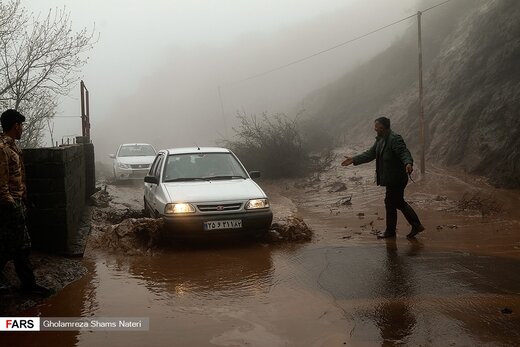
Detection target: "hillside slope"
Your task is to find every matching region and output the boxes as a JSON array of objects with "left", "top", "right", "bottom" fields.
[{"left": 303, "top": 0, "right": 520, "bottom": 187}]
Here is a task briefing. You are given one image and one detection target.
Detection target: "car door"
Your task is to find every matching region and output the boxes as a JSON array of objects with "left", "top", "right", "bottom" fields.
[
  {"left": 144, "top": 153, "right": 165, "bottom": 216},
  {"left": 113, "top": 145, "right": 122, "bottom": 175}
]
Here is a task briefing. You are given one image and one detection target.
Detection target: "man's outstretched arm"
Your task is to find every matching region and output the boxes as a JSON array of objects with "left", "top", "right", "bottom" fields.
[{"left": 344, "top": 142, "right": 377, "bottom": 166}]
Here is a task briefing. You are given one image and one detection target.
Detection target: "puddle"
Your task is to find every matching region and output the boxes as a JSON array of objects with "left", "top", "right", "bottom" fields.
[{"left": 4, "top": 242, "right": 519, "bottom": 347}]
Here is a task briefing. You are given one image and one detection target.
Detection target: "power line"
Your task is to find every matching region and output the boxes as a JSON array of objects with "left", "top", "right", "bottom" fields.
[
  {"left": 422, "top": 0, "right": 454, "bottom": 13},
  {"left": 225, "top": 14, "right": 415, "bottom": 87},
  {"left": 223, "top": 0, "right": 455, "bottom": 87}
]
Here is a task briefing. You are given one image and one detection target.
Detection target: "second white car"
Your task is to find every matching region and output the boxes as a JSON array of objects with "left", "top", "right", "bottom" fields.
[{"left": 110, "top": 143, "right": 157, "bottom": 181}]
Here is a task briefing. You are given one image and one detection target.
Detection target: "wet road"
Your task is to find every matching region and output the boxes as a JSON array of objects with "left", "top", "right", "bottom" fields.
[
  {"left": 2, "top": 159, "right": 520, "bottom": 346},
  {"left": 3, "top": 241, "right": 520, "bottom": 346}
]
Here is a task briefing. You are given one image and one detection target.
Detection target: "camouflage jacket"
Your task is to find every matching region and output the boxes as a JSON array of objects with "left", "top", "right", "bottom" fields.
[{"left": 0, "top": 133, "right": 26, "bottom": 205}]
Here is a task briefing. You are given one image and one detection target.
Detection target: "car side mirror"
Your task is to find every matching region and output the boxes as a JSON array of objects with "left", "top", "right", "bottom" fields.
[
  {"left": 109, "top": 154, "right": 116, "bottom": 159},
  {"left": 144, "top": 175, "right": 159, "bottom": 185},
  {"left": 249, "top": 171, "right": 261, "bottom": 179}
]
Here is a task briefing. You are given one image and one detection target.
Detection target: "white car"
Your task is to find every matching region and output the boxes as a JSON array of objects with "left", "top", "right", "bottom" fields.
[
  {"left": 144, "top": 147, "right": 273, "bottom": 238},
  {"left": 110, "top": 143, "right": 157, "bottom": 181}
]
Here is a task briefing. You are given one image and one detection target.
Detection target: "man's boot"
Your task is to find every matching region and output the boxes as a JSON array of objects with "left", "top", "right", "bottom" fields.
[
  {"left": 406, "top": 224, "right": 425, "bottom": 238},
  {"left": 401, "top": 203, "right": 424, "bottom": 238}
]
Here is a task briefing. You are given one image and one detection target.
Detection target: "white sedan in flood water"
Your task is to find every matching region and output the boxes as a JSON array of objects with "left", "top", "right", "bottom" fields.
[{"left": 143, "top": 147, "right": 273, "bottom": 238}]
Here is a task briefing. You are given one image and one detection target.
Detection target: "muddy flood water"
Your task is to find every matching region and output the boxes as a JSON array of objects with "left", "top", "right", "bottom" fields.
[{"left": 1, "top": 151, "right": 520, "bottom": 346}]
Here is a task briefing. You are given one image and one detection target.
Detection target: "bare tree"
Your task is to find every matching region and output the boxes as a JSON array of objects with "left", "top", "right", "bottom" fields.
[
  {"left": 0, "top": 0, "right": 96, "bottom": 147},
  {"left": 0, "top": 0, "right": 25, "bottom": 109},
  {"left": 221, "top": 112, "right": 308, "bottom": 178},
  {"left": 17, "top": 90, "right": 57, "bottom": 148}
]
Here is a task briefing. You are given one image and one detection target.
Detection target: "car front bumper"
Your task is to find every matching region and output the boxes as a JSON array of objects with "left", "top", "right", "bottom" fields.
[
  {"left": 115, "top": 168, "right": 149, "bottom": 180},
  {"left": 162, "top": 209, "right": 273, "bottom": 238}
]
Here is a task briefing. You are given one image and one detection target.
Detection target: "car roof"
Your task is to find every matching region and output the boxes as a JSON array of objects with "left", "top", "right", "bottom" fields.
[
  {"left": 120, "top": 143, "right": 154, "bottom": 146},
  {"left": 162, "top": 147, "right": 231, "bottom": 155}
]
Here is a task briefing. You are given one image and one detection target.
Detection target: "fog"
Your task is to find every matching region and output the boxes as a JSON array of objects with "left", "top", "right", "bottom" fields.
[{"left": 25, "top": 0, "right": 433, "bottom": 160}]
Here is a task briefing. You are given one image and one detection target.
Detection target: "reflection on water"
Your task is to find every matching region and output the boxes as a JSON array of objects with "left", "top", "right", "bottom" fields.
[
  {"left": 0, "top": 256, "right": 99, "bottom": 347},
  {"left": 1, "top": 240, "right": 520, "bottom": 347},
  {"left": 328, "top": 240, "right": 520, "bottom": 346},
  {"left": 372, "top": 240, "right": 418, "bottom": 345},
  {"left": 0, "top": 244, "right": 277, "bottom": 347},
  {"left": 109, "top": 244, "right": 274, "bottom": 300}
]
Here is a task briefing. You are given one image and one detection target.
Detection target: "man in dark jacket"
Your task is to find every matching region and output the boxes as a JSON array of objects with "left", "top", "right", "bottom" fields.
[{"left": 341, "top": 116, "right": 424, "bottom": 238}]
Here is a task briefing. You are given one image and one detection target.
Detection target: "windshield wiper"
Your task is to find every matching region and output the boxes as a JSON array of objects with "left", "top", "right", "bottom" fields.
[
  {"left": 203, "top": 175, "right": 246, "bottom": 180},
  {"left": 163, "top": 177, "right": 209, "bottom": 182}
]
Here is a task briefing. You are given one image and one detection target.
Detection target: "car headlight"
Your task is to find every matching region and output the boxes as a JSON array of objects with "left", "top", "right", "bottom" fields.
[
  {"left": 245, "top": 198, "right": 269, "bottom": 210},
  {"left": 165, "top": 203, "right": 196, "bottom": 214},
  {"left": 118, "top": 162, "right": 130, "bottom": 169}
]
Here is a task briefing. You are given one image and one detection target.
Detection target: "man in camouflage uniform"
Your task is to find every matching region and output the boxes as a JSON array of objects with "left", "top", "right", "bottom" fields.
[{"left": 0, "top": 109, "right": 51, "bottom": 296}]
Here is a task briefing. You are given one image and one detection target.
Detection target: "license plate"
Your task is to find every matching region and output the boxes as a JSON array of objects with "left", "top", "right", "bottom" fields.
[{"left": 204, "top": 219, "right": 242, "bottom": 231}]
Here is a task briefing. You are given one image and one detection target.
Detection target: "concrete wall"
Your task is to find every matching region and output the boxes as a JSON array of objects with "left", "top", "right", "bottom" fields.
[{"left": 23, "top": 143, "right": 95, "bottom": 255}]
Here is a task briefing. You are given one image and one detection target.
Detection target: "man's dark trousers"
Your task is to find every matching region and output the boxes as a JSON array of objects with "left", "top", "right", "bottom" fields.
[
  {"left": 384, "top": 184, "right": 421, "bottom": 233},
  {"left": 0, "top": 200, "right": 37, "bottom": 288},
  {"left": 0, "top": 250, "right": 36, "bottom": 287}
]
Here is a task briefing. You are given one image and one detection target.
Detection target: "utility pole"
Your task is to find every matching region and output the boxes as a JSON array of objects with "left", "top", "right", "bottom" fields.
[
  {"left": 417, "top": 11, "right": 426, "bottom": 175},
  {"left": 80, "top": 80, "right": 90, "bottom": 140}
]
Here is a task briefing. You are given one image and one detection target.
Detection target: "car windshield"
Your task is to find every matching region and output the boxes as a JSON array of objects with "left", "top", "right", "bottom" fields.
[
  {"left": 118, "top": 145, "right": 155, "bottom": 157},
  {"left": 163, "top": 152, "right": 248, "bottom": 182}
]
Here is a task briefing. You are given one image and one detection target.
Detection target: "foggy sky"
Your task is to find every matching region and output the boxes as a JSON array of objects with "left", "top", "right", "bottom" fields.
[{"left": 24, "top": 0, "right": 432, "bottom": 159}]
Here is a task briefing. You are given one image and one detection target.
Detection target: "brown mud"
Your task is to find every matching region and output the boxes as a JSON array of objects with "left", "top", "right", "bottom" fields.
[
  {"left": 1, "top": 151, "right": 519, "bottom": 346},
  {"left": 286, "top": 147, "right": 520, "bottom": 260}
]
